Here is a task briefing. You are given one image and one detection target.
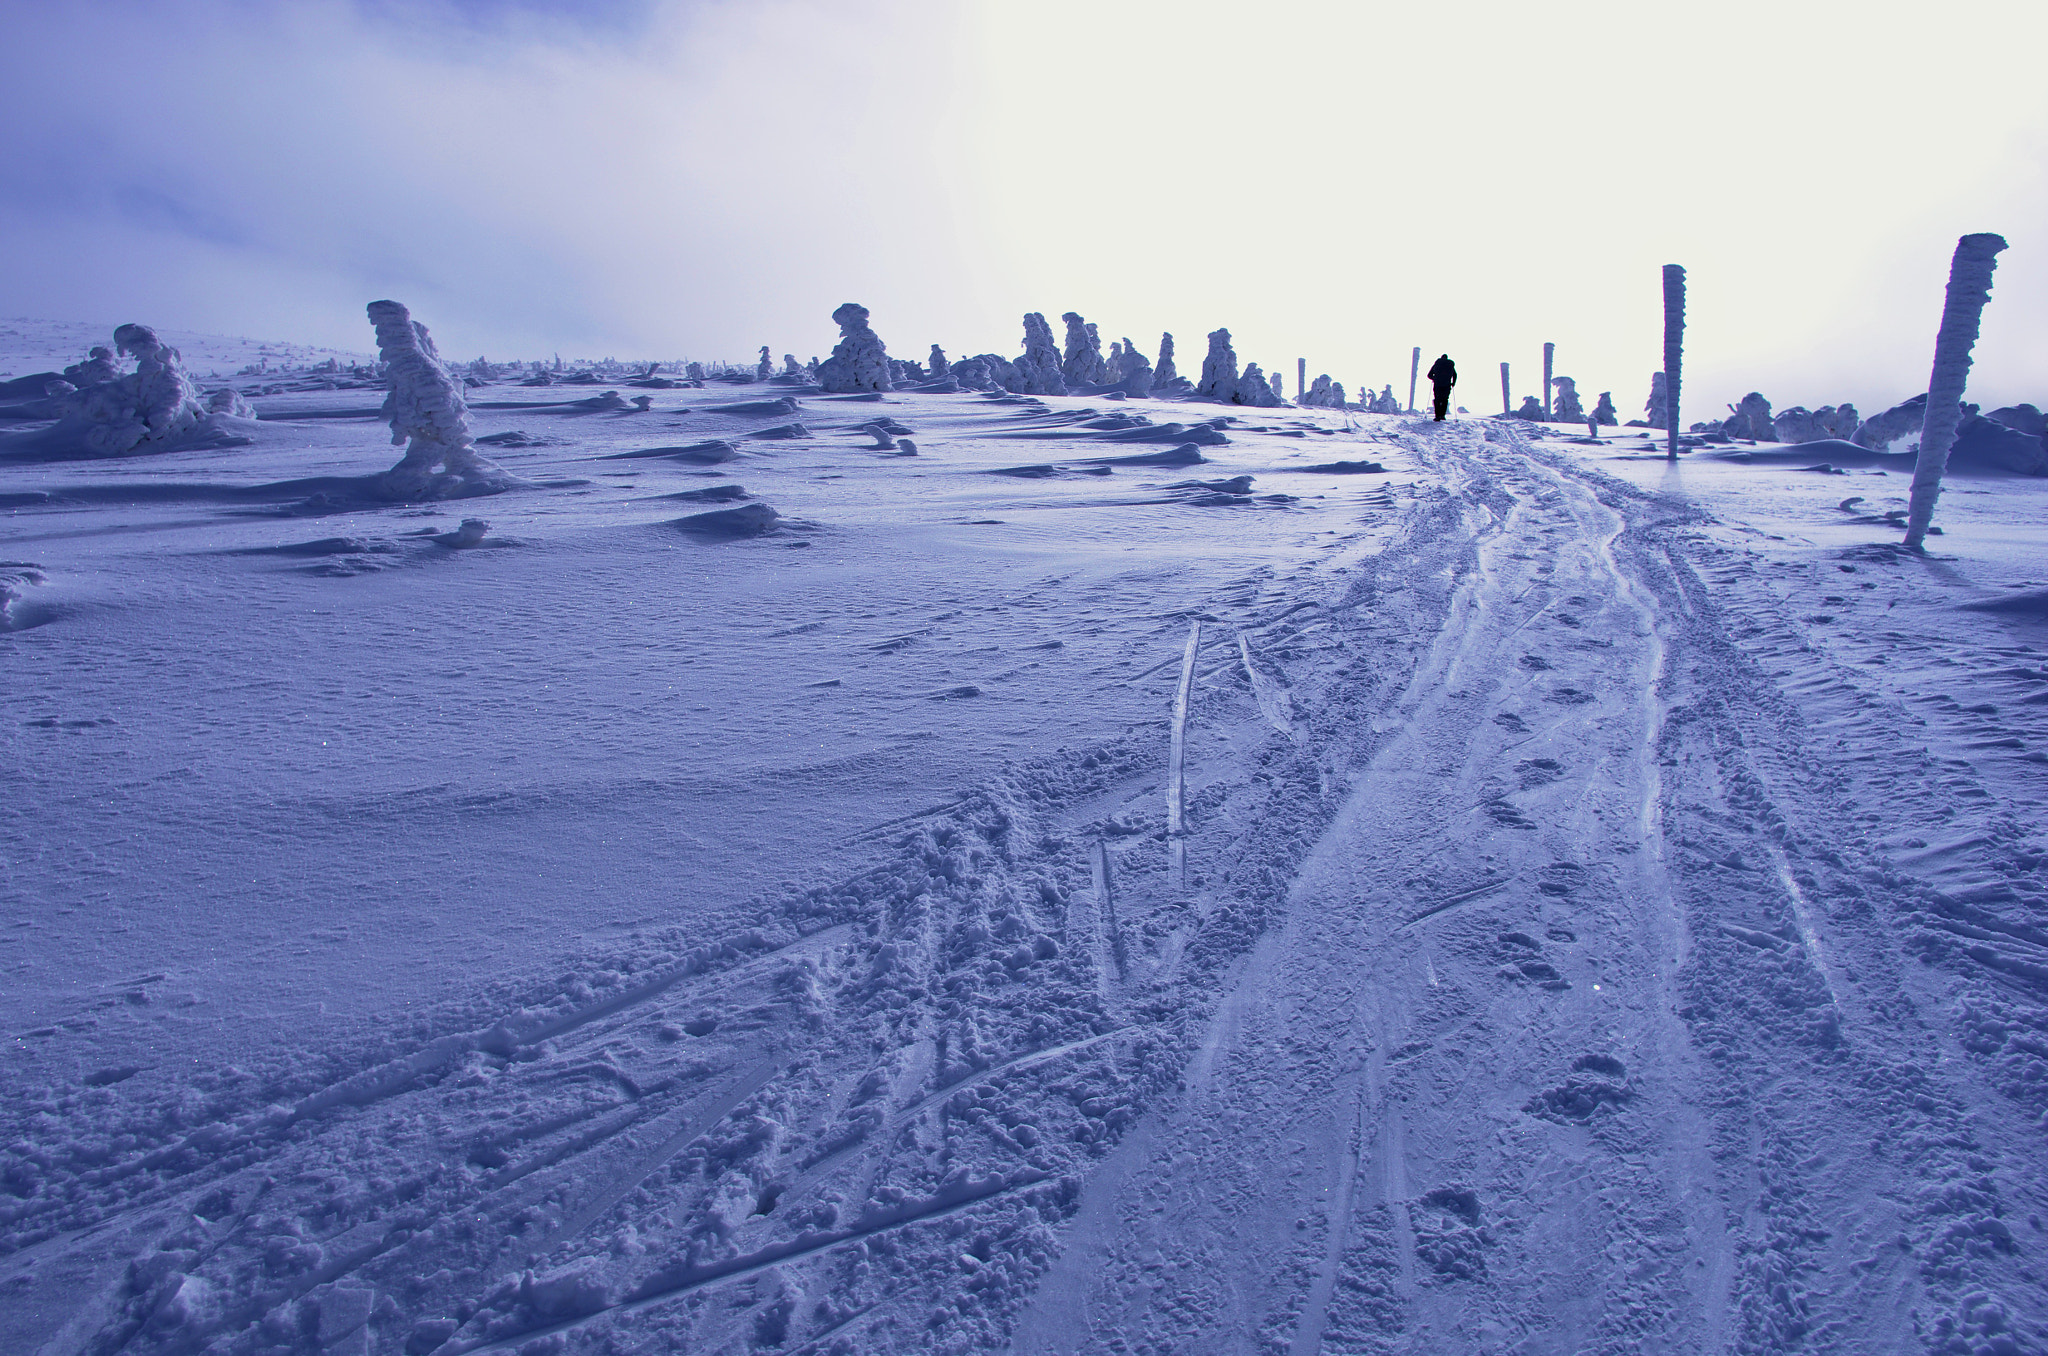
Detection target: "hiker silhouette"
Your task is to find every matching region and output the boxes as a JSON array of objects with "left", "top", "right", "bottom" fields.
[{"left": 1427, "top": 354, "right": 1456, "bottom": 421}]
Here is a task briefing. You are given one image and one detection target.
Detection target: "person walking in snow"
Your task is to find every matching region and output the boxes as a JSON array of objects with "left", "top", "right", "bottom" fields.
[{"left": 1427, "top": 354, "right": 1457, "bottom": 421}]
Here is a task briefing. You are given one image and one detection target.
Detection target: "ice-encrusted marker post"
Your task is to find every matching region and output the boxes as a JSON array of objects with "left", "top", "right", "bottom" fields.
[
  {"left": 1407, "top": 347, "right": 1420, "bottom": 414},
  {"left": 1662, "top": 266, "right": 1686, "bottom": 461},
  {"left": 1500, "top": 362, "right": 1511, "bottom": 415},
  {"left": 1297, "top": 358, "right": 1305, "bottom": 403},
  {"left": 1905, "top": 233, "right": 2008, "bottom": 551},
  {"left": 1542, "top": 342, "right": 1555, "bottom": 418},
  {"left": 1167, "top": 621, "right": 1201, "bottom": 891}
]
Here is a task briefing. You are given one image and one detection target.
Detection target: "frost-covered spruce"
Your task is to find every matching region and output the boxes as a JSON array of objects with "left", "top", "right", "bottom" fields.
[
  {"left": 366, "top": 300, "right": 512, "bottom": 500},
  {"left": 1015, "top": 312, "right": 1066, "bottom": 395},
  {"left": 1156, "top": 332, "right": 1179, "bottom": 385},
  {"left": 1908, "top": 232, "right": 2008, "bottom": 550},
  {"left": 754, "top": 346, "right": 772, "bottom": 381},
  {"left": 685, "top": 362, "right": 707, "bottom": 382},
  {"left": 816, "top": 302, "right": 891, "bottom": 393},
  {"left": 1645, "top": 372, "right": 1668, "bottom": 429},
  {"left": 782, "top": 354, "right": 802, "bottom": 376},
  {"left": 1724, "top": 392, "right": 1774, "bottom": 441},
  {"left": 1818, "top": 403, "right": 1859, "bottom": 439},
  {"left": 1551, "top": 376, "right": 1584, "bottom": 423},
  {"left": 1235, "top": 361, "right": 1283, "bottom": 408},
  {"left": 1196, "top": 328, "right": 1239, "bottom": 401},
  {"left": 928, "top": 344, "right": 948, "bottom": 380},
  {"left": 1300, "top": 374, "right": 1344, "bottom": 407},
  {"left": 1592, "top": 391, "right": 1618, "bottom": 426},
  {"left": 1060, "top": 313, "right": 1106, "bottom": 388},
  {"left": 64, "top": 345, "right": 118, "bottom": 388},
  {"left": 1109, "top": 337, "right": 1154, "bottom": 397}
]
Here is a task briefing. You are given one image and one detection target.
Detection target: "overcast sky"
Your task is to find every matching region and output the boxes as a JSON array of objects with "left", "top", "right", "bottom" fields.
[{"left": 3, "top": 0, "right": 2044, "bottom": 419}]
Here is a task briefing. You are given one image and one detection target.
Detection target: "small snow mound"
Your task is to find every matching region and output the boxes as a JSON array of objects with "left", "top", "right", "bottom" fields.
[{"left": 674, "top": 502, "right": 780, "bottom": 537}]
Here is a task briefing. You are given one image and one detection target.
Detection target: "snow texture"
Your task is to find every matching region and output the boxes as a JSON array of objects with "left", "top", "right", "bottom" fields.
[
  {"left": 816, "top": 303, "right": 892, "bottom": 394},
  {"left": 366, "top": 301, "right": 516, "bottom": 501},
  {"left": 1908, "top": 233, "right": 2008, "bottom": 549},
  {"left": 7, "top": 319, "right": 2048, "bottom": 1356}
]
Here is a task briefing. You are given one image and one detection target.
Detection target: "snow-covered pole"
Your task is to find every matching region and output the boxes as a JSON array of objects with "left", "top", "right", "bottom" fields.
[
  {"left": 1542, "top": 342, "right": 1554, "bottom": 418},
  {"left": 1500, "top": 362, "right": 1510, "bottom": 415},
  {"left": 1662, "top": 265, "right": 1686, "bottom": 461},
  {"left": 1297, "top": 357, "right": 1305, "bottom": 404},
  {"left": 1408, "top": 347, "right": 1420, "bottom": 414},
  {"left": 1905, "top": 233, "right": 2008, "bottom": 551}
]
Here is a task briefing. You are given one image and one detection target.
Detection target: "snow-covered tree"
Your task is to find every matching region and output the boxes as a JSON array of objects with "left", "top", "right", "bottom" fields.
[
  {"left": 366, "top": 300, "right": 512, "bottom": 499},
  {"left": 1014, "top": 313, "right": 1066, "bottom": 395},
  {"left": 1061, "top": 313, "right": 1107, "bottom": 388},
  {"left": 1551, "top": 376, "right": 1584, "bottom": 423},
  {"left": 1197, "top": 328, "right": 1239, "bottom": 401},
  {"left": 817, "top": 302, "right": 891, "bottom": 393},
  {"left": 1592, "top": 391, "right": 1617, "bottom": 426},
  {"left": 1156, "top": 332, "right": 1179, "bottom": 386}
]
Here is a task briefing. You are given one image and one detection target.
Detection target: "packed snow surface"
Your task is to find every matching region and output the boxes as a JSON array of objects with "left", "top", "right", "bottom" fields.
[{"left": 3, "top": 334, "right": 2047, "bottom": 1355}]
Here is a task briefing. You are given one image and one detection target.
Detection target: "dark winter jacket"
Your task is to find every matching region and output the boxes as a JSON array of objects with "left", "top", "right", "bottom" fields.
[{"left": 1427, "top": 356, "right": 1457, "bottom": 388}]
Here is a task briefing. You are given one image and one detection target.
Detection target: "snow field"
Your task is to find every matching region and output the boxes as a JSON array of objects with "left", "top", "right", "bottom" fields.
[{"left": 2, "top": 352, "right": 2045, "bottom": 1353}]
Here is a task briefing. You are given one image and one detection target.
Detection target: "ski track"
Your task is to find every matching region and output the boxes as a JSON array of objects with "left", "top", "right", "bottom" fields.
[{"left": 3, "top": 388, "right": 2045, "bottom": 1354}]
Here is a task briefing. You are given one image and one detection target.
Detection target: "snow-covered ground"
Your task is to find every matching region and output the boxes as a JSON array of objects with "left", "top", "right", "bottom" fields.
[{"left": 4, "top": 331, "right": 2046, "bottom": 1355}]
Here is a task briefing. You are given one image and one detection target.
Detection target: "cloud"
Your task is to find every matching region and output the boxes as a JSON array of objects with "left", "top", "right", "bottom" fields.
[{"left": 1, "top": 0, "right": 2045, "bottom": 417}]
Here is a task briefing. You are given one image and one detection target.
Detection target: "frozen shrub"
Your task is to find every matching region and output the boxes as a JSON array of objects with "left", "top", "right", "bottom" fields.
[
  {"left": 1551, "top": 376, "right": 1584, "bottom": 423},
  {"left": 63, "top": 346, "right": 118, "bottom": 388},
  {"left": 366, "top": 299, "right": 514, "bottom": 500},
  {"left": 1514, "top": 395, "right": 1544, "bottom": 420},
  {"left": 782, "top": 354, "right": 802, "bottom": 376},
  {"left": 1723, "top": 392, "right": 1774, "bottom": 441},
  {"left": 1592, "top": 391, "right": 1617, "bottom": 426},
  {"left": 816, "top": 302, "right": 891, "bottom": 393},
  {"left": 1196, "top": 328, "right": 1239, "bottom": 401},
  {"left": 1014, "top": 313, "right": 1066, "bottom": 395},
  {"left": 55, "top": 324, "right": 216, "bottom": 456},
  {"left": 928, "top": 344, "right": 948, "bottom": 380},
  {"left": 207, "top": 388, "right": 256, "bottom": 419},
  {"left": 685, "top": 362, "right": 707, "bottom": 382},
  {"left": 754, "top": 347, "right": 772, "bottom": 381}
]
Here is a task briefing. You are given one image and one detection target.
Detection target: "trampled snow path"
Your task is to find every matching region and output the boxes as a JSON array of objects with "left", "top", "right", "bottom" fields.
[{"left": 3, "top": 379, "right": 2045, "bottom": 1354}]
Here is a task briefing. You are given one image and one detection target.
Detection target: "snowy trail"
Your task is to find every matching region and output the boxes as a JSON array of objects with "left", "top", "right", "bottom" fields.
[
  {"left": 5, "top": 366, "right": 2046, "bottom": 1354},
  {"left": 1015, "top": 422, "right": 1737, "bottom": 1353}
]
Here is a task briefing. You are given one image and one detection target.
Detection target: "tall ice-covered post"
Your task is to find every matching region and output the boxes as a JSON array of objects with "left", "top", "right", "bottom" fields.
[
  {"left": 1662, "top": 265, "right": 1686, "bottom": 461},
  {"left": 1500, "top": 362, "right": 1511, "bottom": 415},
  {"left": 1297, "top": 358, "right": 1305, "bottom": 405},
  {"left": 1542, "top": 342, "right": 1555, "bottom": 418},
  {"left": 1905, "top": 233, "right": 2008, "bottom": 551},
  {"left": 1408, "top": 347, "right": 1420, "bottom": 415}
]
